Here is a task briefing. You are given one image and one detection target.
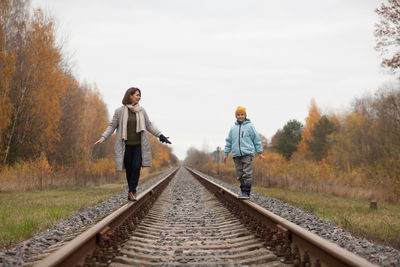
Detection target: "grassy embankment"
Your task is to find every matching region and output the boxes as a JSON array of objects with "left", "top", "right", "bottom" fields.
[
  {"left": 252, "top": 186, "right": 400, "bottom": 250},
  {"left": 211, "top": 170, "right": 400, "bottom": 248},
  {"left": 202, "top": 159, "right": 400, "bottom": 250},
  {"left": 0, "top": 170, "right": 166, "bottom": 250}
]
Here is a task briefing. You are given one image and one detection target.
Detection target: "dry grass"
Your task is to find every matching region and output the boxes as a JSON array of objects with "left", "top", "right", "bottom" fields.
[
  {"left": 198, "top": 161, "right": 400, "bottom": 249},
  {"left": 0, "top": 155, "right": 119, "bottom": 192},
  {"left": 0, "top": 168, "right": 169, "bottom": 249},
  {"left": 254, "top": 173, "right": 390, "bottom": 202},
  {"left": 202, "top": 152, "right": 398, "bottom": 203},
  {"left": 253, "top": 186, "right": 400, "bottom": 250},
  {"left": 0, "top": 154, "right": 173, "bottom": 192}
]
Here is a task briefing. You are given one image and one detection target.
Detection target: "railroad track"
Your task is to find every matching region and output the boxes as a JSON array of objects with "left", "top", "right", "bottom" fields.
[{"left": 36, "top": 167, "right": 377, "bottom": 267}]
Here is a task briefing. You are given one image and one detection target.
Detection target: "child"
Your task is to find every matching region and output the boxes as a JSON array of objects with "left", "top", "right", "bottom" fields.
[{"left": 224, "top": 106, "right": 265, "bottom": 199}]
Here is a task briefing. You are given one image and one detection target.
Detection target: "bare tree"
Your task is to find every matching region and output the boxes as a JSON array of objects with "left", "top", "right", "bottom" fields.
[{"left": 375, "top": 0, "right": 400, "bottom": 72}]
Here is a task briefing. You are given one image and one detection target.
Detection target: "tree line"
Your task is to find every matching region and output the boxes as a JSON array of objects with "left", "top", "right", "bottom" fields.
[
  {"left": 0, "top": 0, "right": 112, "bottom": 165},
  {"left": 273, "top": 88, "right": 399, "bottom": 180},
  {"left": 0, "top": 0, "right": 177, "bottom": 190},
  {"left": 185, "top": 0, "right": 400, "bottom": 201},
  {"left": 270, "top": 0, "right": 400, "bottom": 189}
]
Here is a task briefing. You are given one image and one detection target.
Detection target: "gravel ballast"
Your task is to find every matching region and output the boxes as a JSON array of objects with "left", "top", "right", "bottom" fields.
[
  {"left": 110, "top": 167, "right": 283, "bottom": 266},
  {"left": 0, "top": 169, "right": 176, "bottom": 267},
  {"left": 192, "top": 169, "right": 400, "bottom": 267},
  {"left": 1, "top": 167, "right": 399, "bottom": 266}
]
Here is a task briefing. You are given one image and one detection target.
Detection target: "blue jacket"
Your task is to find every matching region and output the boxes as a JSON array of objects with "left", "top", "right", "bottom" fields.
[{"left": 224, "top": 119, "right": 263, "bottom": 158}]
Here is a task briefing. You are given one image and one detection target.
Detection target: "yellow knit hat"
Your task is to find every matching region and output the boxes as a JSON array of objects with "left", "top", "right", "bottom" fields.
[{"left": 235, "top": 106, "right": 246, "bottom": 117}]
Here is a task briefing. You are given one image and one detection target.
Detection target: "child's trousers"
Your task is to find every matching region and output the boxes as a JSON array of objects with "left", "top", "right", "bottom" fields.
[{"left": 233, "top": 155, "right": 254, "bottom": 185}]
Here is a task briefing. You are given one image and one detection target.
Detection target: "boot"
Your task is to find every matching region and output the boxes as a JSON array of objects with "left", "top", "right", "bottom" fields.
[
  {"left": 238, "top": 184, "right": 250, "bottom": 199},
  {"left": 244, "top": 184, "right": 251, "bottom": 197}
]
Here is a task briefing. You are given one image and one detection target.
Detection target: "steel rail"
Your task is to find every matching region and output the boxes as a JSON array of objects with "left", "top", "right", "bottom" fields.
[
  {"left": 35, "top": 168, "right": 178, "bottom": 267},
  {"left": 186, "top": 167, "right": 378, "bottom": 267}
]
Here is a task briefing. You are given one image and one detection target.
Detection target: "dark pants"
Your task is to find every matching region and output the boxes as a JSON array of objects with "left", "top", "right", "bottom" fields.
[
  {"left": 233, "top": 155, "right": 254, "bottom": 185},
  {"left": 124, "top": 144, "right": 142, "bottom": 193}
]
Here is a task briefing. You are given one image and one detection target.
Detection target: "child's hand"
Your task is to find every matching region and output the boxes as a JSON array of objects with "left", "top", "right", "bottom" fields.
[
  {"left": 94, "top": 138, "right": 104, "bottom": 145},
  {"left": 223, "top": 157, "right": 227, "bottom": 164},
  {"left": 258, "top": 154, "right": 265, "bottom": 160}
]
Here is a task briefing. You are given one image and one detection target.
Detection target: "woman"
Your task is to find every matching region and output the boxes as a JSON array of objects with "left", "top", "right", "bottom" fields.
[{"left": 95, "top": 87, "right": 171, "bottom": 201}]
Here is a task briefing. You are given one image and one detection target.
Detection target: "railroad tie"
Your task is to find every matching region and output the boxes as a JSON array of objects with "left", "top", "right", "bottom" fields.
[{"left": 109, "top": 168, "right": 287, "bottom": 266}]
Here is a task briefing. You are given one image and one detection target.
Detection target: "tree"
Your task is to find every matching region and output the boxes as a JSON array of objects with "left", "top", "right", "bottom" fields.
[
  {"left": 259, "top": 133, "right": 269, "bottom": 150},
  {"left": 375, "top": 0, "right": 400, "bottom": 72},
  {"left": 77, "top": 84, "right": 110, "bottom": 162},
  {"left": 269, "top": 129, "right": 282, "bottom": 152},
  {"left": 297, "top": 99, "right": 321, "bottom": 157},
  {"left": 274, "top": 119, "right": 303, "bottom": 160},
  {"left": 0, "top": 0, "right": 29, "bottom": 163},
  {"left": 0, "top": 2, "right": 114, "bottom": 167},
  {"left": 55, "top": 75, "right": 86, "bottom": 164},
  {"left": 328, "top": 112, "right": 375, "bottom": 170},
  {"left": 21, "top": 9, "right": 67, "bottom": 158},
  {"left": 307, "top": 116, "right": 335, "bottom": 161},
  {"left": 184, "top": 147, "right": 210, "bottom": 169},
  {"left": 0, "top": 0, "right": 15, "bottom": 152}
]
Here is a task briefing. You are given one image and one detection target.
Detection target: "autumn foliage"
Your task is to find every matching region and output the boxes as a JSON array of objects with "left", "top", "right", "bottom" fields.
[
  {"left": 0, "top": 1, "right": 177, "bottom": 191},
  {"left": 297, "top": 99, "right": 321, "bottom": 158},
  {"left": 186, "top": 90, "right": 400, "bottom": 203}
]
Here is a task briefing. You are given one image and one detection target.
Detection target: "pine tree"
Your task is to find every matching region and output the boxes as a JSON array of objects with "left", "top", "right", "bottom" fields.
[
  {"left": 307, "top": 116, "right": 335, "bottom": 161},
  {"left": 274, "top": 119, "right": 303, "bottom": 160}
]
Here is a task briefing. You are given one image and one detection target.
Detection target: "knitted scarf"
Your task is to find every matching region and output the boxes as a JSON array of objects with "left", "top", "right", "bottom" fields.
[{"left": 122, "top": 104, "right": 146, "bottom": 141}]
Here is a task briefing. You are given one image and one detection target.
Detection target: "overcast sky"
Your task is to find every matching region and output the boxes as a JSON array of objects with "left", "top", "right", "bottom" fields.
[{"left": 32, "top": 0, "right": 396, "bottom": 160}]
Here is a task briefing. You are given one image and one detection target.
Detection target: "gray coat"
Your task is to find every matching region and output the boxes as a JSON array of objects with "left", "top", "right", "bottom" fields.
[{"left": 101, "top": 106, "right": 161, "bottom": 171}]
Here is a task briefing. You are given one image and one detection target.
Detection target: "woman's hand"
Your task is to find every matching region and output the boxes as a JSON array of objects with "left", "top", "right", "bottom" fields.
[
  {"left": 159, "top": 134, "right": 171, "bottom": 144},
  {"left": 258, "top": 153, "right": 265, "bottom": 160}
]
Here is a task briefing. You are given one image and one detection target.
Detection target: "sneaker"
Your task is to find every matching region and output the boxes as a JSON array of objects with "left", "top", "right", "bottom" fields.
[{"left": 238, "top": 192, "right": 249, "bottom": 199}]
